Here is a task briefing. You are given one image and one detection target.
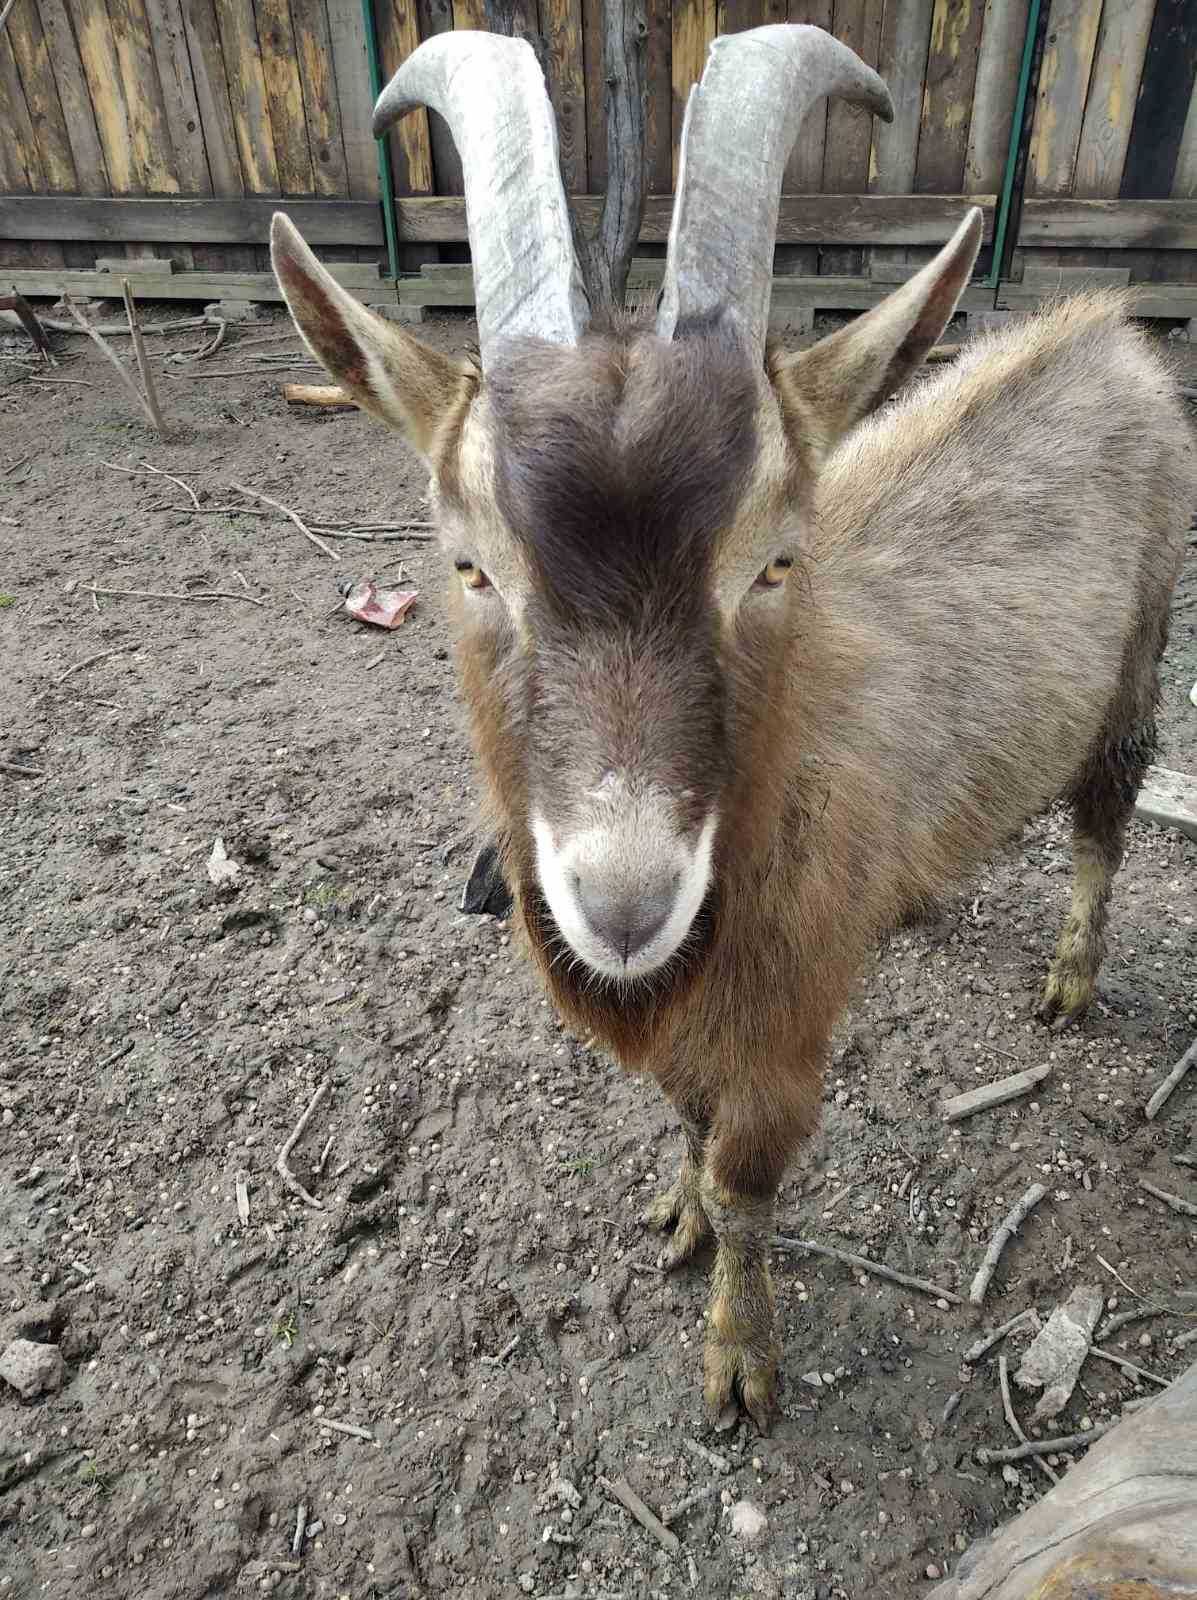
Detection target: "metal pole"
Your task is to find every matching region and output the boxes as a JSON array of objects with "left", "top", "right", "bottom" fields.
[
  {"left": 360, "top": 0, "right": 402, "bottom": 283},
  {"left": 982, "top": 0, "right": 1042, "bottom": 291}
]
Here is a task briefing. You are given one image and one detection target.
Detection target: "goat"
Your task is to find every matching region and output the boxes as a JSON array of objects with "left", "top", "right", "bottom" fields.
[{"left": 271, "top": 25, "right": 1193, "bottom": 1427}]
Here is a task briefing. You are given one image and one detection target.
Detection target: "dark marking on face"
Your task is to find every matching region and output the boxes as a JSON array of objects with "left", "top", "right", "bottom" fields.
[
  {"left": 485, "top": 316, "right": 760, "bottom": 831},
  {"left": 276, "top": 250, "right": 369, "bottom": 393}
]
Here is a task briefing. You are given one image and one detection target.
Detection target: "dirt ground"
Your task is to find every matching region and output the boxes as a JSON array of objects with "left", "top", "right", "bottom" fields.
[{"left": 1, "top": 304, "right": 1195, "bottom": 1600}]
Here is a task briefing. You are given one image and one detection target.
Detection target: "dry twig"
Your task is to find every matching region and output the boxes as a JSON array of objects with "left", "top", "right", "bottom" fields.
[
  {"left": 84, "top": 584, "right": 262, "bottom": 607},
  {"left": 121, "top": 280, "right": 168, "bottom": 439},
  {"left": 291, "top": 1503, "right": 307, "bottom": 1558},
  {"left": 598, "top": 1475, "right": 680, "bottom": 1556},
  {"left": 962, "top": 1308, "right": 1040, "bottom": 1365},
  {"left": 62, "top": 293, "right": 160, "bottom": 433},
  {"left": 1087, "top": 1345, "right": 1170, "bottom": 1388},
  {"left": 774, "top": 1234, "right": 964, "bottom": 1304},
  {"left": 317, "top": 1417, "right": 375, "bottom": 1441},
  {"left": 139, "top": 460, "right": 201, "bottom": 511},
  {"left": 0, "top": 759, "right": 44, "bottom": 778},
  {"left": 999, "top": 1352, "right": 1058, "bottom": 1484},
  {"left": 1145, "top": 1039, "right": 1197, "bottom": 1121},
  {"left": 683, "top": 1438, "right": 730, "bottom": 1475},
  {"left": 235, "top": 1171, "right": 250, "bottom": 1227},
  {"left": 56, "top": 644, "right": 137, "bottom": 685},
  {"left": 1138, "top": 1179, "right": 1197, "bottom": 1218},
  {"left": 276, "top": 1079, "right": 330, "bottom": 1210},
  {"left": 662, "top": 1482, "right": 721, "bottom": 1524},
  {"left": 480, "top": 1334, "right": 520, "bottom": 1367},
  {"left": 969, "top": 1183, "right": 1048, "bottom": 1305},
  {"left": 229, "top": 482, "right": 339, "bottom": 561},
  {"left": 0, "top": 0, "right": 19, "bottom": 32},
  {"left": 977, "top": 1421, "right": 1114, "bottom": 1465}
]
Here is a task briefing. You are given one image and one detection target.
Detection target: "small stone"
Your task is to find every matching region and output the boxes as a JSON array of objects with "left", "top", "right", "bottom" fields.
[
  {"left": 0, "top": 1338, "right": 65, "bottom": 1397},
  {"left": 730, "top": 1499, "right": 767, "bottom": 1543},
  {"left": 925, "top": 1564, "right": 941, "bottom": 1580},
  {"left": 1002, "top": 1465, "right": 1021, "bottom": 1486},
  {"left": 80, "top": 1523, "right": 97, "bottom": 1538},
  {"left": 800, "top": 1370, "right": 824, "bottom": 1389}
]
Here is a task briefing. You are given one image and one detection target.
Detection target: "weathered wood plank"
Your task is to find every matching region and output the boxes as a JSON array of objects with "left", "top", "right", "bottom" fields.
[
  {"left": 779, "top": 0, "right": 833, "bottom": 275},
  {"left": 325, "top": 0, "right": 378, "bottom": 198},
  {"left": 5, "top": 0, "right": 78, "bottom": 193},
  {"left": 108, "top": 0, "right": 182, "bottom": 192},
  {"left": 996, "top": 279, "right": 1197, "bottom": 318},
  {"left": 415, "top": 0, "right": 464, "bottom": 195},
  {"left": 288, "top": 0, "right": 350, "bottom": 198},
  {"left": 376, "top": 0, "right": 434, "bottom": 195},
  {"left": 215, "top": 0, "right": 282, "bottom": 193},
  {"left": 942, "top": 1064, "right": 1052, "bottom": 1124},
  {"left": 254, "top": 0, "right": 315, "bottom": 194},
  {"left": 870, "top": 0, "right": 932, "bottom": 195},
  {"left": 0, "top": 26, "right": 41, "bottom": 193},
  {"left": 964, "top": 0, "right": 1031, "bottom": 192},
  {"left": 915, "top": 0, "right": 985, "bottom": 195},
  {"left": 671, "top": 0, "right": 716, "bottom": 187},
  {"left": 1176, "top": 85, "right": 1197, "bottom": 202},
  {"left": 542, "top": 0, "right": 588, "bottom": 194},
  {"left": 0, "top": 191, "right": 996, "bottom": 247},
  {"left": 1135, "top": 767, "right": 1197, "bottom": 842},
  {"left": 644, "top": 0, "right": 672, "bottom": 195},
  {"left": 2, "top": 264, "right": 386, "bottom": 301},
  {"left": 143, "top": 0, "right": 214, "bottom": 194},
  {"left": 1018, "top": 197, "right": 1197, "bottom": 249},
  {"left": 451, "top": 0, "right": 486, "bottom": 25},
  {"left": 1026, "top": 0, "right": 1102, "bottom": 198},
  {"left": 181, "top": 0, "right": 245, "bottom": 196},
  {"left": 581, "top": 0, "right": 607, "bottom": 192},
  {"left": 35, "top": 0, "right": 109, "bottom": 194},
  {"left": 1072, "top": 0, "right": 1152, "bottom": 199},
  {"left": 1120, "top": 0, "right": 1197, "bottom": 201},
  {"left": 63, "top": 0, "right": 139, "bottom": 192},
  {"left": 821, "top": 0, "right": 884, "bottom": 275}
]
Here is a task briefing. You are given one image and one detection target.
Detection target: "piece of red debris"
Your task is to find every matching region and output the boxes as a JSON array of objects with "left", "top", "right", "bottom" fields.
[{"left": 342, "top": 579, "right": 418, "bottom": 629}]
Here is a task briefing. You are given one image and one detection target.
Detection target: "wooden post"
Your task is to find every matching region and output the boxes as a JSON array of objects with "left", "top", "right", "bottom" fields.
[
  {"left": 575, "top": 0, "right": 648, "bottom": 318},
  {"left": 121, "top": 279, "right": 169, "bottom": 441}
]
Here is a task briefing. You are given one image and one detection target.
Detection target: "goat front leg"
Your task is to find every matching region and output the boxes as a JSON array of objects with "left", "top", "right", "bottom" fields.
[
  {"left": 644, "top": 1101, "right": 712, "bottom": 1268},
  {"left": 699, "top": 1095, "right": 813, "bottom": 1430}
]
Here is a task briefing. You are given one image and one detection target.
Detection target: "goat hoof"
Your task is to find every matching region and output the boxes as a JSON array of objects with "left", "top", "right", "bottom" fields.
[
  {"left": 1036, "top": 967, "right": 1094, "bottom": 1030},
  {"left": 703, "top": 1333, "right": 779, "bottom": 1433},
  {"left": 644, "top": 1182, "right": 711, "bottom": 1266}
]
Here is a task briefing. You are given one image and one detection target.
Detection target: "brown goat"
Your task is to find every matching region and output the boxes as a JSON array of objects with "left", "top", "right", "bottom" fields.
[{"left": 272, "top": 27, "right": 1193, "bottom": 1426}]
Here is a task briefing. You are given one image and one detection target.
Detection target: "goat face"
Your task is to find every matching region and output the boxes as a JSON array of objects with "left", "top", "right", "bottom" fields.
[{"left": 441, "top": 318, "right": 811, "bottom": 983}]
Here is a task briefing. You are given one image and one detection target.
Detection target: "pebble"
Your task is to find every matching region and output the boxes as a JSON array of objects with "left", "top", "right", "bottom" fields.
[
  {"left": 80, "top": 1523, "right": 96, "bottom": 1538},
  {"left": 730, "top": 1500, "right": 767, "bottom": 1543},
  {"left": 801, "top": 1370, "right": 824, "bottom": 1389},
  {"left": 925, "top": 1564, "right": 941, "bottom": 1580},
  {"left": 1002, "top": 1465, "right": 1021, "bottom": 1486},
  {"left": 0, "top": 1339, "right": 65, "bottom": 1398}
]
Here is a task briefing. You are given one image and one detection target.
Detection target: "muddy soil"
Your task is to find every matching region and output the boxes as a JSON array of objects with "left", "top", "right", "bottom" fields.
[{"left": 1, "top": 308, "right": 1195, "bottom": 1600}]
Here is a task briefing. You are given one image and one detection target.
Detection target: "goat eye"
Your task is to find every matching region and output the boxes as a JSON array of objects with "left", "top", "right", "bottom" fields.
[
  {"left": 454, "top": 559, "right": 491, "bottom": 591},
  {"left": 756, "top": 557, "right": 793, "bottom": 589}
]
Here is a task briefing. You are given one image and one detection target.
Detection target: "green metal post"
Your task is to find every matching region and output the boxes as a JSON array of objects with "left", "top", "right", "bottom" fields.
[
  {"left": 982, "top": 0, "right": 1042, "bottom": 290},
  {"left": 360, "top": 0, "right": 402, "bottom": 283}
]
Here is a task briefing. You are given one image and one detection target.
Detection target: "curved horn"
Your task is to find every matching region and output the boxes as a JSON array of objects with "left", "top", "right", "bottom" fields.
[
  {"left": 657, "top": 25, "right": 894, "bottom": 354},
  {"left": 373, "top": 32, "right": 588, "bottom": 365}
]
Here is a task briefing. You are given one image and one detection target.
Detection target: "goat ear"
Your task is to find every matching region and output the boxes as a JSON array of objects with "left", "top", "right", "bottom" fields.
[
  {"left": 270, "top": 212, "right": 476, "bottom": 461},
  {"left": 770, "top": 208, "right": 983, "bottom": 455}
]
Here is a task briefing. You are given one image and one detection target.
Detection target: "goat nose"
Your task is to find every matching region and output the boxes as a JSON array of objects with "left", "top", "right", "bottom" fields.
[{"left": 572, "top": 871, "right": 679, "bottom": 964}]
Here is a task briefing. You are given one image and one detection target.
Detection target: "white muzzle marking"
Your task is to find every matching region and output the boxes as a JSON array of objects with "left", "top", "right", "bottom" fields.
[{"left": 532, "top": 802, "right": 717, "bottom": 980}]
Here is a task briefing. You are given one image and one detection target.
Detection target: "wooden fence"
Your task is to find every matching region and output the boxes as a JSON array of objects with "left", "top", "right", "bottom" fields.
[{"left": 1, "top": 0, "right": 1196, "bottom": 313}]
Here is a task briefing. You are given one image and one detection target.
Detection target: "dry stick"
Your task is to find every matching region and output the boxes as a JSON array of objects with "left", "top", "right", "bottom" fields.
[
  {"left": 683, "top": 1438, "right": 730, "bottom": 1475},
  {"left": 1138, "top": 1179, "right": 1197, "bottom": 1218},
  {"left": 139, "top": 460, "right": 201, "bottom": 512},
  {"left": 0, "top": 759, "right": 44, "bottom": 778},
  {"left": 999, "top": 1352, "right": 1058, "bottom": 1485},
  {"left": 0, "top": 291, "right": 52, "bottom": 360},
  {"left": 1173, "top": 1327, "right": 1197, "bottom": 1351},
  {"left": 56, "top": 644, "right": 137, "bottom": 685},
  {"left": 480, "top": 1334, "right": 520, "bottom": 1367},
  {"left": 1145, "top": 1039, "right": 1197, "bottom": 1121},
  {"left": 977, "top": 1421, "right": 1115, "bottom": 1466},
  {"left": 121, "top": 279, "right": 168, "bottom": 439},
  {"left": 85, "top": 584, "right": 263, "bottom": 608},
  {"left": 1, "top": 311, "right": 219, "bottom": 339},
  {"left": 229, "top": 483, "right": 339, "bottom": 561},
  {"left": 969, "top": 1183, "right": 1049, "bottom": 1306},
  {"left": 1097, "top": 1306, "right": 1169, "bottom": 1341},
  {"left": 1087, "top": 1345, "right": 1171, "bottom": 1388},
  {"left": 235, "top": 1171, "right": 250, "bottom": 1227},
  {"left": 962, "top": 1307, "right": 1040, "bottom": 1365},
  {"left": 598, "top": 1475, "right": 680, "bottom": 1557},
  {"left": 276, "top": 1079, "right": 330, "bottom": 1210},
  {"left": 662, "top": 1482, "right": 722, "bottom": 1525},
  {"left": 291, "top": 1503, "right": 307, "bottom": 1559},
  {"left": 317, "top": 1417, "right": 375, "bottom": 1441},
  {"left": 0, "top": 0, "right": 19, "bottom": 32},
  {"left": 773, "top": 1234, "right": 964, "bottom": 1304},
  {"left": 62, "top": 293, "right": 159, "bottom": 433}
]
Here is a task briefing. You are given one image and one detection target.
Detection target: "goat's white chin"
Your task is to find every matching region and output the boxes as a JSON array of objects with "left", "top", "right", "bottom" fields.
[{"left": 531, "top": 808, "right": 717, "bottom": 981}]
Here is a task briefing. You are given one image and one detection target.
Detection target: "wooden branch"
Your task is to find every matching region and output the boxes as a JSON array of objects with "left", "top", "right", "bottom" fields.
[
  {"left": 121, "top": 279, "right": 168, "bottom": 440},
  {"left": 283, "top": 383, "right": 357, "bottom": 410},
  {"left": 0, "top": 292, "right": 51, "bottom": 359},
  {"left": 1146, "top": 1038, "right": 1197, "bottom": 1121},
  {"left": 61, "top": 294, "right": 159, "bottom": 434},
  {"left": 969, "top": 1184, "right": 1049, "bottom": 1306},
  {"left": 941, "top": 1064, "right": 1051, "bottom": 1123}
]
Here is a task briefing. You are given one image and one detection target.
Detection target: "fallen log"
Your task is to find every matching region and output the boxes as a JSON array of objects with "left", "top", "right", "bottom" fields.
[
  {"left": 283, "top": 383, "right": 357, "bottom": 410},
  {"left": 930, "top": 1358, "right": 1196, "bottom": 1599}
]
